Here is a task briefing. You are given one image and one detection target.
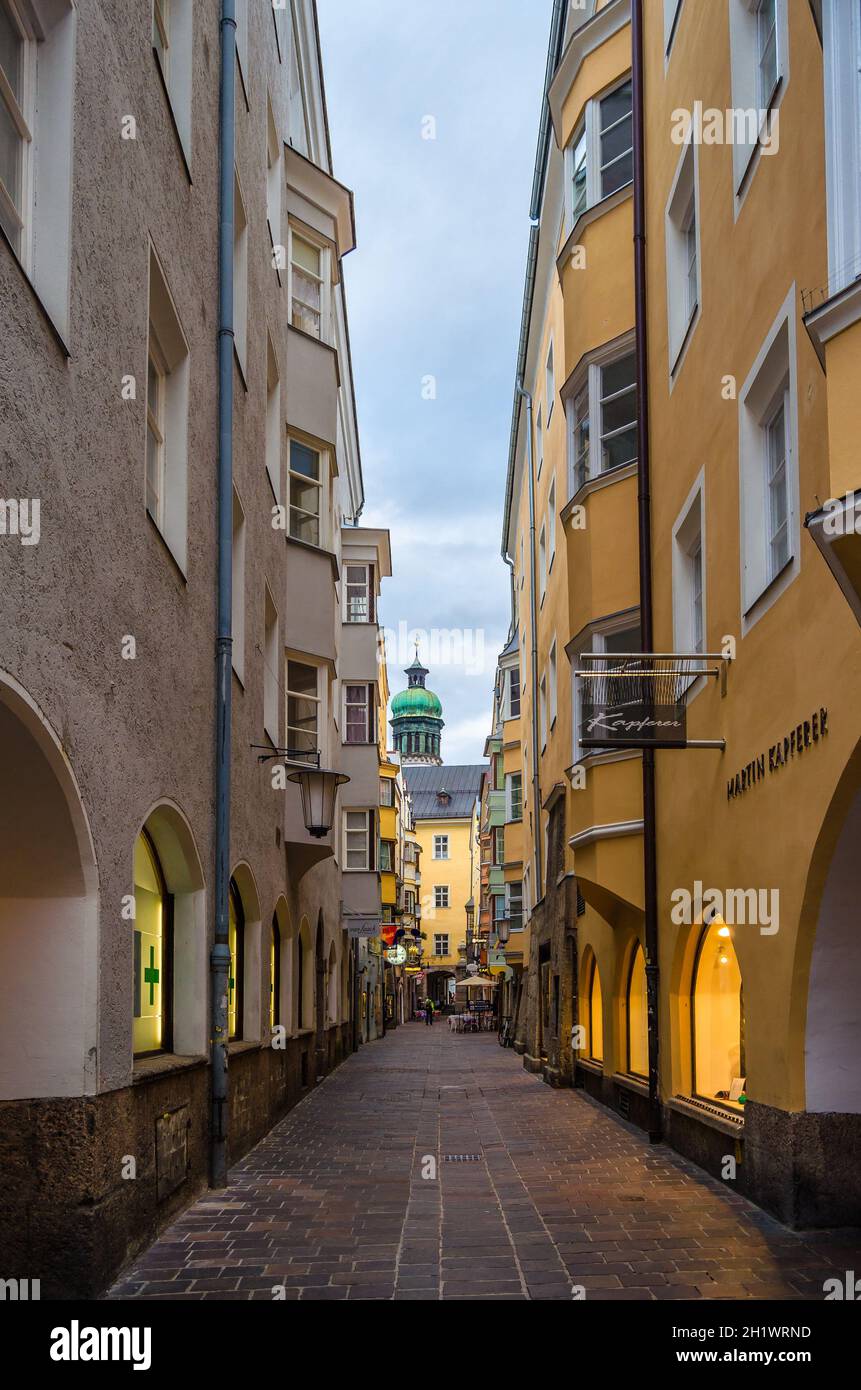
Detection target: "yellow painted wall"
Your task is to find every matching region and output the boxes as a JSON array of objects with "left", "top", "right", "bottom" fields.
[{"left": 416, "top": 814, "right": 476, "bottom": 972}]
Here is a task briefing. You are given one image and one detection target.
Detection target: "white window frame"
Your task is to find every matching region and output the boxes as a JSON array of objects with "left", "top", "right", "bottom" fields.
[
  {"left": 507, "top": 666, "right": 521, "bottom": 720},
  {"left": 535, "top": 402, "right": 543, "bottom": 479},
  {"left": 505, "top": 771, "right": 523, "bottom": 823},
  {"left": 545, "top": 340, "right": 555, "bottom": 422},
  {"left": 433, "top": 834, "right": 449, "bottom": 860},
  {"left": 288, "top": 223, "right": 331, "bottom": 343},
  {"left": 233, "top": 168, "right": 248, "bottom": 377},
  {"left": 343, "top": 682, "right": 373, "bottom": 745},
  {"left": 234, "top": 0, "right": 248, "bottom": 92},
  {"left": 738, "top": 284, "right": 799, "bottom": 630},
  {"left": 564, "top": 74, "right": 633, "bottom": 233},
  {"left": 433, "top": 933, "right": 449, "bottom": 957},
  {"left": 506, "top": 880, "right": 524, "bottom": 932},
  {"left": 665, "top": 139, "right": 700, "bottom": 376},
  {"left": 287, "top": 435, "right": 327, "bottom": 549},
  {"left": 565, "top": 334, "right": 638, "bottom": 498},
  {"left": 285, "top": 656, "right": 327, "bottom": 763},
  {"left": 539, "top": 673, "right": 548, "bottom": 751},
  {"left": 671, "top": 469, "right": 707, "bottom": 683},
  {"left": 344, "top": 562, "right": 373, "bottom": 623},
  {"left": 547, "top": 478, "right": 557, "bottom": 570},
  {"left": 263, "top": 586, "right": 279, "bottom": 743},
  {"left": 266, "top": 89, "right": 282, "bottom": 257},
  {"left": 549, "top": 639, "right": 558, "bottom": 728},
  {"left": 265, "top": 334, "right": 281, "bottom": 501},
  {"left": 822, "top": 1, "right": 861, "bottom": 295},
  {"left": 434, "top": 885, "right": 449, "bottom": 910},
  {"left": 152, "top": 0, "right": 193, "bottom": 164},
  {"left": 146, "top": 243, "right": 190, "bottom": 572},
  {"left": 538, "top": 523, "right": 547, "bottom": 602},
  {"left": 232, "top": 489, "right": 246, "bottom": 684},
  {"left": 288, "top": 3, "right": 310, "bottom": 156},
  {"left": 663, "top": 0, "right": 684, "bottom": 58},
  {"left": 728, "top": 0, "right": 789, "bottom": 206},
  {"left": 343, "top": 810, "right": 373, "bottom": 872}
]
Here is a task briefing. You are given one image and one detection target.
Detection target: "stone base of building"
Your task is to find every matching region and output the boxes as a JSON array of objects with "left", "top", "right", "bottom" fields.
[
  {"left": 523, "top": 1052, "right": 543, "bottom": 1074},
  {"left": 0, "top": 1022, "right": 352, "bottom": 1299}
]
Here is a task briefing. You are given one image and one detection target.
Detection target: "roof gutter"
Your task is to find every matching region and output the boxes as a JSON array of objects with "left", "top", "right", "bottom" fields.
[{"left": 500, "top": 0, "right": 567, "bottom": 563}]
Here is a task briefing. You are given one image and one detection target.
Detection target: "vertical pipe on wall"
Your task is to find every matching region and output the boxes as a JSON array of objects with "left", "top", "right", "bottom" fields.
[
  {"left": 211, "top": 0, "right": 236, "bottom": 1189},
  {"left": 631, "top": 0, "right": 662, "bottom": 1144}
]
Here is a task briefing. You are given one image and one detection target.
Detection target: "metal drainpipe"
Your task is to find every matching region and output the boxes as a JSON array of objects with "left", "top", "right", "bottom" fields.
[
  {"left": 210, "top": 0, "right": 236, "bottom": 1189},
  {"left": 631, "top": 0, "right": 661, "bottom": 1144},
  {"left": 517, "top": 382, "right": 543, "bottom": 902}
]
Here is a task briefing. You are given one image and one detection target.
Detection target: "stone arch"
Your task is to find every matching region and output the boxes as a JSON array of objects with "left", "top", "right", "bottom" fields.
[
  {"left": 136, "top": 799, "right": 207, "bottom": 1058},
  {"left": 229, "top": 861, "right": 263, "bottom": 1043},
  {"left": 0, "top": 671, "right": 99, "bottom": 1098}
]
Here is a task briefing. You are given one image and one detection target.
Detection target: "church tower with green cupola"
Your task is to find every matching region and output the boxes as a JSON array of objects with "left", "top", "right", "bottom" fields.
[{"left": 390, "top": 651, "right": 444, "bottom": 765}]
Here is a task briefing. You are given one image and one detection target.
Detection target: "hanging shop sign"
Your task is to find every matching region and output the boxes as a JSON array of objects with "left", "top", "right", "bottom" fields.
[
  {"left": 727, "top": 708, "right": 828, "bottom": 801},
  {"left": 343, "top": 916, "right": 379, "bottom": 938},
  {"left": 578, "top": 659, "right": 691, "bottom": 750},
  {"left": 380, "top": 922, "right": 398, "bottom": 947},
  {"left": 384, "top": 945, "right": 407, "bottom": 965}
]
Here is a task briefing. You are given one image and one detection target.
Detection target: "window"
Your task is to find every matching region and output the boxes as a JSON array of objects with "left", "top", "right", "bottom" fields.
[
  {"left": 545, "top": 341, "right": 555, "bottom": 419},
  {"left": 434, "top": 885, "right": 449, "bottom": 910},
  {"left": 691, "top": 919, "right": 744, "bottom": 1111},
  {"left": 270, "top": 916, "right": 281, "bottom": 1030},
  {"left": 228, "top": 878, "right": 244, "bottom": 1041},
  {"left": 587, "top": 957, "right": 603, "bottom": 1063},
  {"left": 535, "top": 403, "right": 543, "bottom": 478},
  {"left": 378, "top": 840, "right": 394, "bottom": 872},
  {"left": 566, "top": 344, "right": 638, "bottom": 495},
  {"left": 492, "top": 826, "right": 505, "bottom": 866},
  {"left": 728, "top": 0, "right": 788, "bottom": 194},
  {"left": 266, "top": 92, "right": 282, "bottom": 255},
  {"left": 133, "top": 831, "right": 172, "bottom": 1056},
  {"left": 665, "top": 141, "right": 699, "bottom": 370},
  {"left": 232, "top": 490, "right": 246, "bottom": 683},
  {"left": 505, "top": 771, "right": 523, "bottom": 823},
  {"left": 266, "top": 336, "right": 281, "bottom": 500},
  {"left": 672, "top": 477, "right": 706, "bottom": 660},
  {"left": 344, "top": 683, "right": 372, "bottom": 744},
  {"left": 434, "top": 933, "right": 449, "bottom": 957},
  {"left": 288, "top": 438, "right": 324, "bottom": 546},
  {"left": 663, "top": 0, "right": 683, "bottom": 56},
  {"left": 433, "top": 834, "right": 449, "bottom": 860},
  {"left": 288, "top": 5, "right": 309, "bottom": 155},
  {"left": 549, "top": 640, "right": 557, "bottom": 727},
  {"left": 0, "top": 0, "right": 75, "bottom": 336},
  {"left": 263, "top": 589, "right": 279, "bottom": 743},
  {"left": 234, "top": 0, "right": 247, "bottom": 85},
  {"left": 286, "top": 659, "right": 319, "bottom": 758},
  {"left": 547, "top": 479, "right": 556, "bottom": 569},
  {"left": 507, "top": 881, "right": 523, "bottom": 933},
  {"left": 822, "top": 2, "right": 861, "bottom": 296},
  {"left": 233, "top": 171, "right": 248, "bottom": 375},
  {"left": 146, "top": 246, "right": 190, "bottom": 571},
  {"left": 599, "top": 79, "right": 633, "bottom": 198},
  {"left": 345, "top": 563, "right": 374, "bottom": 622},
  {"left": 626, "top": 943, "right": 648, "bottom": 1078},
  {"left": 738, "top": 290, "right": 797, "bottom": 622},
  {"left": 152, "top": 0, "right": 192, "bottom": 162},
  {"left": 506, "top": 667, "right": 520, "bottom": 719},
  {"left": 493, "top": 894, "right": 506, "bottom": 924},
  {"left": 380, "top": 777, "right": 394, "bottom": 807},
  {"left": 538, "top": 523, "right": 547, "bottom": 600},
  {"left": 539, "top": 673, "right": 547, "bottom": 749},
  {"left": 571, "top": 122, "right": 587, "bottom": 221},
  {"left": 574, "top": 620, "right": 642, "bottom": 757},
  {"left": 344, "top": 810, "right": 374, "bottom": 870},
  {"left": 289, "top": 229, "right": 328, "bottom": 339}
]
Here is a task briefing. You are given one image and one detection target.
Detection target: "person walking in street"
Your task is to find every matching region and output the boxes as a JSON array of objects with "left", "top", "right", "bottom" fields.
[{"left": 424, "top": 998, "right": 435, "bottom": 1026}]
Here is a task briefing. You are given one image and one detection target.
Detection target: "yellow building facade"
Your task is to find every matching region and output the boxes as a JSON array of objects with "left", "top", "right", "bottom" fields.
[{"left": 498, "top": 0, "right": 861, "bottom": 1225}]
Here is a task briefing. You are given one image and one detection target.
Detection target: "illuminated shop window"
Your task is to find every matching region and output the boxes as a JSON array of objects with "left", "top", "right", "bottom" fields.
[
  {"left": 587, "top": 957, "right": 603, "bottom": 1064},
  {"left": 270, "top": 915, "right": 281, "bottom": 1031},
  {"left": 692, "top": 919, "right": 745, "bottom": 1110},
  {"left": 626, "top": 943, "right": 648, "bottom": 1078},
  {"left": 133, "top": 831, "right": 171, "bottom": 1056},
  {"left": 228, "top": 879, "right": 245, "bottom": 1041}
]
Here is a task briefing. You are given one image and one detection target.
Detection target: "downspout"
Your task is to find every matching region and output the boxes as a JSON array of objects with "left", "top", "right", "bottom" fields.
[
  {"left": 517, "top": 382, "right": 543, "bottom": 901},
  {"left": 210, "top": 0, "right": 236, "bottom": 1189},
  {"left": 631, "top": 0, "right": 661, "bottom": 1144}
]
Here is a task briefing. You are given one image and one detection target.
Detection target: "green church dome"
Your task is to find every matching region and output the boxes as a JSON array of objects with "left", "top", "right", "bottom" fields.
[{"left": 391, "top": 685, "right": 442, "bottom": 719}]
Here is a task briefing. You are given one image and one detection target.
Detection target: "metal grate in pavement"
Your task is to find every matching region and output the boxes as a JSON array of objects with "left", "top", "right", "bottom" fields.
[{"left": 443, "top": 1154, "right": 482, "bottom": 1163}]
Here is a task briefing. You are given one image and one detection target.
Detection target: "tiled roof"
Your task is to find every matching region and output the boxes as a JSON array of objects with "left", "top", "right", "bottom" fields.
[{"left": 405, "top": 764, "right": 485, "bottom": 820}]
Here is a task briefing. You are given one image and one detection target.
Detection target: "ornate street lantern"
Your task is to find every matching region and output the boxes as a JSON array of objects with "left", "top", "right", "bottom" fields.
[
  {"left": 496, "top": 915, "right": 511, "bottom": 945},
  {"left": 286, "top": 763, "right": 350, "bottom": 837}
]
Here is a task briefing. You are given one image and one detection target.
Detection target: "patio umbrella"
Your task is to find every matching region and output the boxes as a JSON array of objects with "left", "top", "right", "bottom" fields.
[{"left": 461, "top": 974, "right": 498, "bottom": 988}]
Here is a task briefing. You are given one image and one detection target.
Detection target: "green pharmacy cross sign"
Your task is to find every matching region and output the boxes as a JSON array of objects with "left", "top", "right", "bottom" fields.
[{"left": 144, "top": 945, "right": 160, "bottom": 1006}]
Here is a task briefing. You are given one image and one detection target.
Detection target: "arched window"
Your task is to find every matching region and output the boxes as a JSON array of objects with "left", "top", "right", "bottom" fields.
[
  {"left": 134, "top": 830, "right": 172, "bottom": 1056},
  {"left": 587, "top": 956, "right": 603, "bottom": 1063},
  {"left": 626, "top": 943, "right": 648, "bottom": 1078},
  {"left": 228, "top": 878, "right": 244, "bottom": 1041},
  {"left": 270, "top": 914, "right": 281, "bottom": 1030},
  {"left": 692, "top": 919, "right": 744, "bottom": 1109},
  {"left": 296, "top": 933, "right": 304, "bottom": 1029}
]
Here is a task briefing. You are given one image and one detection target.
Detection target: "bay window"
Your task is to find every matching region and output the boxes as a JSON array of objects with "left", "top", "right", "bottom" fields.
[
  {"left": 565, "top": 76, "right": 633, "bottom": 231},
  {"left": 505, "top": 771, "right": 523, "bottom": 823},
  {"left": 565, "top": 339, "right": 637, "bottom": 497},
  {"left": 344, "top": 810, "right": 374, "bottom": 871},
  {"left": 345, "top": 563, "right": 374, "bottom": 622},
  {"left": 344, "top": 682, "right": 372, "bottom": 744},
  {"left": 288, "top": 437, "right": 324, "bottom": 546},
  {"left": 506, "top": 881, "right": 523, "bottom": 933},
  {"left": 286, "top": 659, "right": 320, "bottom": 759},
  {"left": 289, "top": 227, "right": 329, "bottom": 340}
]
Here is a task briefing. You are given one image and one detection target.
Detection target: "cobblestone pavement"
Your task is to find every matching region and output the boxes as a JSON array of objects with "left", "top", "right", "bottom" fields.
[{"left": 108, "top": 1024, "right": 861, "bottom": 1301}]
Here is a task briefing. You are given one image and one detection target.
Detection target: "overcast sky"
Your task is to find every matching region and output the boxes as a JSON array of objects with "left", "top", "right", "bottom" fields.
[{"left": 317, "top": 0, "right": 551, "bottom": 764}]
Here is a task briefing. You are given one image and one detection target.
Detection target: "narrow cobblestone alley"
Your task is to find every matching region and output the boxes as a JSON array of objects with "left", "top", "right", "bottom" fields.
[{"left": 108, "top": 1025, "right": 861, "bottom": 1302}]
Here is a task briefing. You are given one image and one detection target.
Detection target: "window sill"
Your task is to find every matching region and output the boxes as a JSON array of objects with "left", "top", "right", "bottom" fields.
[
  {"left": 667, "top": 1093, "right": 744, "bottom": 1136},
  {"left": 132, "top": 1052, "right": 208, "bottom": 1084},
  {"left": 0, "top": 225, "right": 71, "bottom": 358},
  {"left": 576, "top": 1055, "right": 603, "bottom": 1076},
  {"left": 612, "top": 1070, "right": 649, "bottom": 1098},
  {"left": 227, "top": 1039, "right": 263, "bottom": 1057}
]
